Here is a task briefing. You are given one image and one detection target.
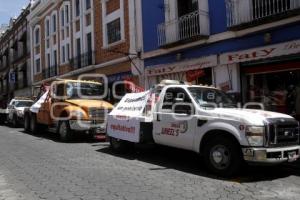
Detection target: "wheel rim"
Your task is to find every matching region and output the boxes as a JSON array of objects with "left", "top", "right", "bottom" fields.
[
  {"left": 59, "top": 122, "right": 67, "bottom": 138},
  {"left": 209, "top": 145, "right": 231, "bottom": 170}
]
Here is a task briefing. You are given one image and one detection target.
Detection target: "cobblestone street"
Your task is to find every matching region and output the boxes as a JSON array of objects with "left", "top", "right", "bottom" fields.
[{"left": 0, "top": 125, "right": 300, "bottom": 200}]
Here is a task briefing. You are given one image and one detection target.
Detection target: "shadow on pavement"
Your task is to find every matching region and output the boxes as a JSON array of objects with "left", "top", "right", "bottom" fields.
[
  {"left": 19, "top": 129, "right": 104, "bottom": 144},
  {"left": 97, "top": 144, "right": 300, "bottom": 183}
]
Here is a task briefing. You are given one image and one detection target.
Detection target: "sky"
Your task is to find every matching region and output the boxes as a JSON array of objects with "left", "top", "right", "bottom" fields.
[{"left": 0, "top": 0, "right": 29, "bottom": 25}]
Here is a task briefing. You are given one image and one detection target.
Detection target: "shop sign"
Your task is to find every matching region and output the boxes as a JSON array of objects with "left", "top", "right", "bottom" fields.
[
  {"left": 220, "top": 39, "right": 300, "bottom": 65},
  {"left": 186, "top": 69, "right": 205, "bottom": 82},
  {"left": 146, "top": 55, "right": 217, "bottom": 76}
]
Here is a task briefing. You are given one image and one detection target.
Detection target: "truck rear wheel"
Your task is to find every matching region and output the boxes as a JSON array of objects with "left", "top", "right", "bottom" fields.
[
  {"left": 58, "top": 121, "right": 73, "bottom": 142},
  {"left": 109, "top": 137, "right": 134, "bottom": 153},
  {"left": 24, "top": 114, "right": 30, "bottom": 132},
  {"left": 30, "top": 114, "right": 39, "bottom": 134},
  {"left": 203, "top": 136, "right": 242, "bottom": 177}
]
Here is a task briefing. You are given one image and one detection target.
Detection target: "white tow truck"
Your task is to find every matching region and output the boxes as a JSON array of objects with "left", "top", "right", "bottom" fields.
[{"left": 107, "top": 80, "right": 300, "bottom": 176}]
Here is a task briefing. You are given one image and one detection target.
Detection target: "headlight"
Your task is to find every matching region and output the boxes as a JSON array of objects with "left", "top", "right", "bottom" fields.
[
  {"left": 70, "top": 110, "right": 85, "bottom": 119},
  {"left": 246, "top": 126, "right": 265, "bottom": 147}
]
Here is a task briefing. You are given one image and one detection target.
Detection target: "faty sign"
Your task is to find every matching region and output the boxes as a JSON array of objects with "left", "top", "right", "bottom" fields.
[
  {"left": 220, "top": 39, "right": 300, "bottom": 65},
  {"left": 107, "top": 91, "right": 151, "bottom": 143}
]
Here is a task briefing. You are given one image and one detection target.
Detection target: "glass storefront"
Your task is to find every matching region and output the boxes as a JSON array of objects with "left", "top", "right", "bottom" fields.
[{"left": 244, "top": 69, "right": 300, "bottom": 121}]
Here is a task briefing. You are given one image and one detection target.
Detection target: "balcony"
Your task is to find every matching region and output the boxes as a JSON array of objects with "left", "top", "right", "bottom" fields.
[
  {"left": 43, "top": 66, "right": 57, "bottom": 79},
  {"left": 157, "top": 11, "right": 209, "bottom": 47},
  {"left": 70, "top": 51, "right": 95, "bottom": 69},
  {"left": 226, "top": 0, "right": 300, "bottom": 28}
]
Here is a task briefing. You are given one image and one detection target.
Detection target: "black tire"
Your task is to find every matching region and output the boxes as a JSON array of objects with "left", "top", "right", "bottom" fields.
[
  {"left": 203, "top": 136, "right": 242, "bottom": 177},
  {"left": 58, "top": 121, "right": 73, "bottom": 142},
  {"left": 109, "top": 137, "right": 134, "bottom": 153},
  {"left": 24, "top": 113, "right": 30, "bottom": 132},
  {"left": 12, "top": 114, "right": 18, "bottom": 128},
  {"left": 30, "top": 113, "right": 40, "bottom": 134}
]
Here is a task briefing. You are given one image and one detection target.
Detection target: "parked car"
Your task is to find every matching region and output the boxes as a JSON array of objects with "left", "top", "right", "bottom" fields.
[{"left": 7, "top": 98, "right": 34, "bottom": 127}]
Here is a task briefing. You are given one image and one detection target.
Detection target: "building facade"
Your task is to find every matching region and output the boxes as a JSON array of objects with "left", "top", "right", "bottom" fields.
[
  {"left": 141, "top": 0, "right": 300, "bottom": 120},
  {"left": 28, "top": 0, "right": 143, "bottom": 103},
  {"left": 0, "top": 5, "right": 32, "bottom": 108}
]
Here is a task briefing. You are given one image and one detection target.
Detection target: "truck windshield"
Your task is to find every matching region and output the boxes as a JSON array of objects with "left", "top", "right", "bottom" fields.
[
  {"left": 188, "top": 87, "right": 235, "bottom": 108},
  {"left": 66, "top": 82, "right": 104, "bottom": 99},
  {"left": 15, "top": 101, "right": 33, "bottom": 107}
]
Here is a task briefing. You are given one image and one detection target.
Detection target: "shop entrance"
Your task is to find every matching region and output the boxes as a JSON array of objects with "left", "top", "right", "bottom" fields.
[{"left": 242, "top": 60, "right": 300, "bottom": 121}]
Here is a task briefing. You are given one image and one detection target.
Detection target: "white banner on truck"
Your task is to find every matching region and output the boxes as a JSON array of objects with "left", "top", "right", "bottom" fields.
[
  {"left": 107, "top": 91, "right": 151, "bottom": 143},
  {"left": 30, "top": 91, "right": 49, "bottom": 113}
]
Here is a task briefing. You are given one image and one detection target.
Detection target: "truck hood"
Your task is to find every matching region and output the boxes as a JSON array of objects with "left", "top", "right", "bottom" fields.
[
  {"left": 209, "top": 108, "right": 294, "bottom": 125},
  {"left": 65, "top": 99, "right": 114, "bottom": 110}
]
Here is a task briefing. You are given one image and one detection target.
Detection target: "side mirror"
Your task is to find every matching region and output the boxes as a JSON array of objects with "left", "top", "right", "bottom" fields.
[{"left": 174, "top": 104, "right": 193, "bottom": 115}]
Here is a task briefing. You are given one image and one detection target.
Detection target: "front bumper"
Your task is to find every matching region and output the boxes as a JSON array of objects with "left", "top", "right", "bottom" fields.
[
  {"left": 69, "top": 120, "right": 106, "bottom": 135},
  {"left": 243, "top": 146, "right": 300, "bottom": 164}
]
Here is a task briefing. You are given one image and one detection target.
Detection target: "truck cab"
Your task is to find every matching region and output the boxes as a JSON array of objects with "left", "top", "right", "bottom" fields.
[
  {"left": 108, "top": 80, "right": 300, "bottom": 176},
  {"left": 25, "top": 79, "right": 114, "bottom": 141}
]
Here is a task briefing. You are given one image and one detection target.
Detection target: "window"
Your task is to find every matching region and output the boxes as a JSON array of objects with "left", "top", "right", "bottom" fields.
[
  {"left": 53, "top": 50, "right": 57, "bottom": 67},
  {"left": 66, "top": 43, "right": 70, "bottom": 61},
  {"left": 52, "top": 14, "right": 57, "bottom": 33},
  {"left": 34, "top": 27, "right": 40, "bottom": 45},
  {"left": 76, "top": 38, "right": 81, "bottom": 57},
  {"left": 76, "top": 0, "right": 80, "bottom": 17},
  {"left": 102, "top": 0, "right": 124, "bottom": 47},
  {"left": 162, "top": 88, "right": 192, "bottom": 110},
  {"left": 86, "top": 33, "right": 92, "bottom": 65},
  {"left": 45, "top": 19, "right": 50, "bottom": 37},
  {"left": 56, "top": 84, "right": 65, "bottom": 97},
  {"left": 65, "top": 5, "right": 69, "bottom": 24},
  {"left": 87, "top": 33, "right": 92, "bottom": 53},
  {"left": 76, "top": 38, "right": 81, "bottom": 68},
  {"left": 107, "top": 18, "right": 121, "bottom": 44},
  {"left": 86, "top": 0, "right": 91, "bottom": 10},
  {"left": 61, "top": 9, "right": 65, "bottom": 27},
  {"left": 35, "top": 58, "right": 41, "bottom": 73},
  {"left": 47, "top": 53, "right": 51, "bottom": 68},
  {"left": 177, "top": 0, "right": 198, "bottom": 17},
  {"left": 62, "top": 46, "right": 66, "bottom": 63}
]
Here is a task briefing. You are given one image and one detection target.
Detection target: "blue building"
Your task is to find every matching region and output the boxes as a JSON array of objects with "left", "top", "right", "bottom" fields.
[{"left": 140, "top": 0, "right": 300, "bottom": 119}]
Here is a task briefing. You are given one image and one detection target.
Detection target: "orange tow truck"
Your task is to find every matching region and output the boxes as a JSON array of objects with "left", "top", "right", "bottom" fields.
[{"left": 24, "top": 79, "right": 113, "bottom": 141}]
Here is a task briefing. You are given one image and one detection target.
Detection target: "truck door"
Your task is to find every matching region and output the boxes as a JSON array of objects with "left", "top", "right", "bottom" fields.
[{"left": 153, "top": 87, "right": 196, "bottom": 150}]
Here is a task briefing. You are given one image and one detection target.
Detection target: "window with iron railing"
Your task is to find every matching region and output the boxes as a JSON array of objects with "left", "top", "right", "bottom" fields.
[
  {"left": 226, "top": 0, "right": 300, "bottom": 27},
  {"left": 43, "top": 65, "right": 57, "bottom": 79},
  {"left": 157, "top": 0, "right": 209, "bottom": 47},
  {"left": 70, "top": 51, "right": 95, "bottom": 69}
]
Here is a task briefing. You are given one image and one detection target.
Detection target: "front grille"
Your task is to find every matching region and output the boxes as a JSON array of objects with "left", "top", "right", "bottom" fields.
[
  {"left": 89, "top": 108, "right": 111, "bottom": 123},
  {"left": 267, "top": 118, "right": 300, "bottom": 147}
]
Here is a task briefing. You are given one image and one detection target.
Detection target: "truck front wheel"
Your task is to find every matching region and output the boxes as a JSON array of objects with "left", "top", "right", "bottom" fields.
[
  {"left": 203, "top": 136, "right": 242, "bottom": 177},
  {"left": 58, "top": 121, "right": 73, "bottom": 142},
  {"left": 12, "top": 114, "right": 18, "bottom": 128}
]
